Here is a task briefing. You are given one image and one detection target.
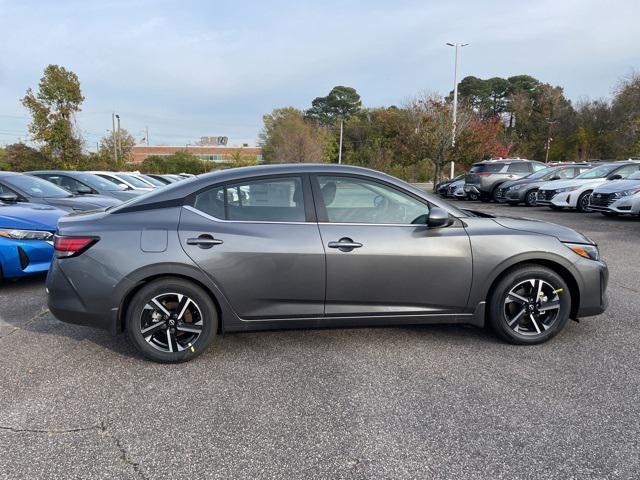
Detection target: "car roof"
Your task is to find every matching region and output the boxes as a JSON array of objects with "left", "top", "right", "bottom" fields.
[{"left": 111, "top": 163, "right": 467, "bottom": 217}]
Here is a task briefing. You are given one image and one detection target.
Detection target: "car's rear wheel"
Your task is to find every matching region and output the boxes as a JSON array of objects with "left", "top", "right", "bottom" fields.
[
  {"left": 488, "top": 265, "right": 571, "bottom": 345},
  {"left": 577, "top": 191, "right": 593, "bottom": 212},
  {"left": 524, "top": 190, "right": 538, "bottom": 206},
  {"left": 126, "top": 278, "right": 217, "bottom": 363}
]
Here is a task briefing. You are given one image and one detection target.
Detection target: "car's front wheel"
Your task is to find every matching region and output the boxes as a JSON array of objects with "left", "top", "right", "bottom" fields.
[
  {"left": 488, "top": 265, "right": 571, "bottom": 345},
  {"left": 524, "top": 190, "right": 538, "bottom": 207},
  {"left": 577, "top": 191, "right": 593, "bottom": 212},
  {"left": 126, "top": 278, "right": 217, "bottom": 363}
]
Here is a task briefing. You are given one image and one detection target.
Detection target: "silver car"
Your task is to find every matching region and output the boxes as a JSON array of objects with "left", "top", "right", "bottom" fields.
[
  {"left": 589, "top": 171, "right": 640, "bottom": 216},
  {"left": 47, "top": 164, "right": 608, "bottom": 363}
]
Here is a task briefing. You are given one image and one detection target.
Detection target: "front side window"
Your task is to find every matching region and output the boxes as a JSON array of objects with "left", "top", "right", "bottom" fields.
[
  {"left": 194, "top": 177, "right": 305, "bottom": 222},
  {"left": 317, "top": 176, "right": 429, "bottom": 224}
]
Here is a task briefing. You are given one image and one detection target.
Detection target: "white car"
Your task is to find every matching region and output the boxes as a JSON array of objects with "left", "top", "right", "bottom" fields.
[
  {"left": 589, "top": 171, "right": 640, "bottom": 216},
  {"left": 88, "top": 171, "right": 155, "bottom": 192},
  {"left": 536, "top": 162, "right": 640, "bottom": 212}
]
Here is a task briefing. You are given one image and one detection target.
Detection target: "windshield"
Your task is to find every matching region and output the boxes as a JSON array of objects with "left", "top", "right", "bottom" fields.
[
  {"left": 115, "top": 173, "right": 153, "bottom": 188},
  {"left": 576, "top": 164, "right": 618, "bottom": 179},
  {"left": 525, "top": 167, "right": 558, "bottom": 180},
  {"left": 3, "top": 174, "right": 71, "bottom": 198},
  {"left": 77, "top": 173, "right": 124, "bottom": 191},
  {"left": 139, "top": 174, "right": 166, "bottom": 187}
]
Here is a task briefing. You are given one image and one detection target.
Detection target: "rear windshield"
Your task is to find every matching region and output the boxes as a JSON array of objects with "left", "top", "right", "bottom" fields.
[{"left": 469, "top": 163, "right": 504, "bottom": 173}]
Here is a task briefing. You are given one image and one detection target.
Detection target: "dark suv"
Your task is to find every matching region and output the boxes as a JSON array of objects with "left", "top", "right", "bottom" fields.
[{"left": 464, "top": 159, "right": 546, "bottom": 202}]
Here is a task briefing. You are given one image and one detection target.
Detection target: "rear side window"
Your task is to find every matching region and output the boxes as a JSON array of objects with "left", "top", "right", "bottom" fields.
[
  {"left": 469, "top": 163, "right": 504, "bottom": 173},
  {"left": 194, "top": 177, "right": 305, "bottom": 222},
  {"left": 507, "top": 163, "right": 531, "bottom": 173}
]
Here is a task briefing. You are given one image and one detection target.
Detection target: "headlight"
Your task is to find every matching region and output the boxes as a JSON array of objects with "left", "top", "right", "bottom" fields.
[
  {"left": 614, "top": 187, "right": 640, "bottom": 198},
  {"left": 555, "top": 186, "right": 580, "bottom": 193},
  {"left": 563, "top": 242, "right": 600, "bottom": 261},
  {"left": 0, "top": 229, "right": 53, "bottom": 241},
  {"left": 511, "top": 184, "right": 525, "bottom": 191}
]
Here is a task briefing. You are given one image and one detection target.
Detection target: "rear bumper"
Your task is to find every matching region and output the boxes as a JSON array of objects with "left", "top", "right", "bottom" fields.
[
  {"left": 0, "top": 238, "right": 53, "bottom": 279},
  {"left": 46, "top": 259, "right": 120, "bottom": 333}
]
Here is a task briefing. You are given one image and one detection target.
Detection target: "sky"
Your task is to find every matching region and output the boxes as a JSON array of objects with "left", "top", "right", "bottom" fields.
[{"left": 1, "top": 0, "right": 639, "bottom": 149}]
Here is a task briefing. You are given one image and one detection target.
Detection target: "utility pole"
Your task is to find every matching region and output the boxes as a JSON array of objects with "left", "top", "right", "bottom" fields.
[
  {"left": 111, "top": 113, "right": 118, "bottom": 166},
  {"left": 145, "top": 126, "right": 149, "bottom": 146},
  {"left": 338, "top": 118, "right": 344, "bottom": 164},
  {"left": 446, "top": 42, "right": 469, "bottom": 148}
]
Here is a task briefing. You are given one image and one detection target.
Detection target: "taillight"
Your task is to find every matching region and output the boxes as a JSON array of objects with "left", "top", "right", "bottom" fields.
[
  {"left": 53, "top": 235, "right": 98, "bottom": 258},
  {"left": 475, "top": 172, "right": 491, "bottom": 177}
]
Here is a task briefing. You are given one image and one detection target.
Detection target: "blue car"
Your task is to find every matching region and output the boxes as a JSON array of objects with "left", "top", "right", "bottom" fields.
[{"left": 0, "top": 201, "right": 66, "bottom": 281}]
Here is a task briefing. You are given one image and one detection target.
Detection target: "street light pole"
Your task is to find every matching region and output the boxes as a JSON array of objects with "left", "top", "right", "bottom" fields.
[
  {"left": 115, "top": 114, "right": 121, "bottom": 165},
  {"left": 446, "top": 42, "right": 468, "bottom": 148}
]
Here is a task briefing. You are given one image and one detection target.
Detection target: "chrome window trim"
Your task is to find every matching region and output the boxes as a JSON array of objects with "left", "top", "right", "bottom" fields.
[{"left": 184, "top": 205, "right": 311, "bottom": 225}]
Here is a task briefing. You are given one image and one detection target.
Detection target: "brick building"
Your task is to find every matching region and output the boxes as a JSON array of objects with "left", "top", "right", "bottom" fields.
[{"left": 131, "top": 145, "right": 262, "bottom": 164}]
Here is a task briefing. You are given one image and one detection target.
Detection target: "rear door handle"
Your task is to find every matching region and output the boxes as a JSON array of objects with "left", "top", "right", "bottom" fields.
[
  {"left": 328, "top": 238, "right": 363, "bottom": 251},
  {"left": 187, "top": 235, "right": 223, "bottom": 249}
]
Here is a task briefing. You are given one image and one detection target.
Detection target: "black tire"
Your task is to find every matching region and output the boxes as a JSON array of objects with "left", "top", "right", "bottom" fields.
[
  {"left": 576, "top": 191, "right": 592, "bottom": 212},
  {"left": 468, "top": 192, "right": 479, "bottom": 201},
  {"left": 126, "top": 278, "right": 218, "bottom": 363},
  {"left": 524, "top": 190, "right": 538, "bottom": 207},
  {"left": 488, "top": 265, "right": 571, "bottom": 345}
]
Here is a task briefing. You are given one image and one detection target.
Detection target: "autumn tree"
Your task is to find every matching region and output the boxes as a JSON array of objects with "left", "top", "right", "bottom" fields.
[
  {"left": 99, "top": 128, "right": 136, "bottom": 168},
  {"left": 260, "top": 107, "right": 334, "bottom": 163},
  {"left": 21, "top": 65, "right": 84, "bottom": 168}
]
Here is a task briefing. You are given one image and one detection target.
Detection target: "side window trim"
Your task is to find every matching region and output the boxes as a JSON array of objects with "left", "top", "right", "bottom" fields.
[
  {"left": 188, "top": 174, "right": 316, "bottom": 224},
  {"left": 309, "top": 173, "right": 432, "bottom": 225}
]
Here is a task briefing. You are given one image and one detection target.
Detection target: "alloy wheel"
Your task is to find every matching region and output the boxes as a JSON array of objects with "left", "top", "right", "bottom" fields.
[
  {"left": 526, "top": 191, "right": 537, "bottom": 206},
  {"left": 503, "top": 279, "right": 562, "bottom": 336},
  {"left": 140, "top": 292, "right": 204, "bottom": 353}
]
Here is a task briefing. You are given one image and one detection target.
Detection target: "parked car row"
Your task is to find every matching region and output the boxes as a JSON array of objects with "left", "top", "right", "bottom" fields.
[
  {"left": 438, "top": 159, "right": 640, "bottom": 216},
  {"left": 0, "top": 170, "right": 192, "bottom": 281}
]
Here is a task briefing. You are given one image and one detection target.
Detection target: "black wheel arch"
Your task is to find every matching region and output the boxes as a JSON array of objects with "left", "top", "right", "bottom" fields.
[
  {"left": 484, "top": 259, "right": 581, "bottom": 321},
  {"left": 115, "top": 263, "right": 236, "bottom": 334}
]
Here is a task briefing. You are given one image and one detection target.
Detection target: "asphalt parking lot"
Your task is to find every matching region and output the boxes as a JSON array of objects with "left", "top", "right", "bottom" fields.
[{"left": 1, "top": 202, "right": 639, "bottom": 480}]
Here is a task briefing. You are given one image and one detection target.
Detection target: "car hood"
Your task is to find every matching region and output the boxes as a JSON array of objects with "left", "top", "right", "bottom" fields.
[
  {"left": 42, "top": 195, "right": 121, "bottom": 212},
  {"left": 593, "top": 179, "right": 640, "bottom": 194},
  {"left": 0, "top": 202, "right": 66, "bottom": 231},
  {"left": 537, "top": 178, "right": 604, "bottom": 190},
  {"left": 492, "top": 216, "right": 592, "bottom": 244}
]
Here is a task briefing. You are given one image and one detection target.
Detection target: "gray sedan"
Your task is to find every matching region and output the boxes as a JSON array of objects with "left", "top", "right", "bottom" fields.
[
  {"left": 27, "top": 170, "right": 145, "bottom": 202},
  {"left": 0, "top": 172, "right": 121, "bottom": 212},
  {"left": 47, "top": 164, "right": 608, "bottom": 363}
]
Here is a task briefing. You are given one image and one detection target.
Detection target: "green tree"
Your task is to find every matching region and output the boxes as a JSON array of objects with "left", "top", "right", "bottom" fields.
[
  {"left": 611, "top": 73, "right": 640, "bottom": 158},
  {"left": 140, "top": 152, "right": 211, "bottom": 174},
  {"left": 306, "top": 86, "right": 362, "bottom": 124},
  {"left": 21, "top": 65, "right": 84, "bottom": 168},
  {"left": 260, "top": 107, "right": 332, "bottom": 163}
]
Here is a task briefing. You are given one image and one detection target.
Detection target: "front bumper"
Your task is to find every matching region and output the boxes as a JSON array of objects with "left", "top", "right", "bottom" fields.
[
  {"left": 537, "top": 191, "right": 575, "bottom": 208},
  {"left": 589, "top": 194, "right": 640, "bottom": 215},
  {"left": 0, "top": 237, "right": 53, "bottom": 278},
  {"left": 574, "top": 257, "right": 609, "bottom": 318},
  {"left": 505, "top": 189, "right": 527, "bottom": 202}
]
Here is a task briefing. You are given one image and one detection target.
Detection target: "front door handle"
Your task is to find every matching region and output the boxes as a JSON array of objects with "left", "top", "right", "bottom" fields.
[
  {"left": 328, "top": 238, "right": 363, "bottom": 252},
  {"left": 187, "top": 234, "right": 223, "bottom": 249}
]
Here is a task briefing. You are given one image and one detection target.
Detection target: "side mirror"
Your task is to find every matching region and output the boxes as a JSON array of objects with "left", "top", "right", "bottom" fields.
[
  {"left": 0, "top": 192, "right": 18, "bottom": 203},
  {"left": 550, "top": 176, "right": 560, "bottom": 181},
  {"left": 607, "top": 174, "right": 622, "bottom": 181},
  {"left": 427, "top": 207, "right": 453, "bottom": 228},
  {"left": 118, "top": 183, "right": 131, "bottom": 190},
  {"left": 76, "top": 186, "right": 93, "bottom": 195}
]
